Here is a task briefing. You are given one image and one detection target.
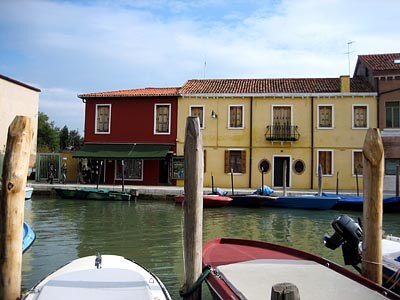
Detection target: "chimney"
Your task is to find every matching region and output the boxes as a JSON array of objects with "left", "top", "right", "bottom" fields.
[{"left": 340, "top": 75, "right": 350, "bottom": 93}]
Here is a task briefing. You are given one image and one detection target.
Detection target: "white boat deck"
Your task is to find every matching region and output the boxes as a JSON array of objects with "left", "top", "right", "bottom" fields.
[
  {"left": 23, "top": 255, "right": 171, "bottom": 300},
  {"left": 217, "top": 259, "right": 389, "bottom": 300}
]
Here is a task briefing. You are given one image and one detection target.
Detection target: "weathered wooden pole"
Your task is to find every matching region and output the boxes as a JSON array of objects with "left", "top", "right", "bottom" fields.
[
  {"left": 336, "top": 171, "right": 339, "bottom": 195},
  {"left": 361, "top": 128, "right": 383, "bottom": 284},
  {"left": 1, "top": 116, "right": 33, "bottom": 300},
  {"left": 271, "top": 282, "right": 300, "bottom": 300},
  {"left": 282, "top": 160, "right": 287, "bottom": 196},
  {"left": 396, "top": 165, "right": 399, "bottom": 197},
  {"left": 317, "top": 164, "right": 322, "bottom": 196},
  {"left": 182, "top": 117, "right": 203, "bottom": 300}
]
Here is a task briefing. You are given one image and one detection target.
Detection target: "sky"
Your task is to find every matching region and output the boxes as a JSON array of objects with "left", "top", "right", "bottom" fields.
[{"left": 1, "top": 0, "right": 399, "bottom": 135}]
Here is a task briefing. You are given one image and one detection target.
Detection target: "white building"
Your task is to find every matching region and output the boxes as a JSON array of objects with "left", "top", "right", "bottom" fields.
[{"left": 0, "top": 74, "right": 40, "bottom": 173}]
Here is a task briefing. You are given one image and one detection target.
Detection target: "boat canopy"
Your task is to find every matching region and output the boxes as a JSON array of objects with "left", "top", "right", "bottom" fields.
[{"left": 73, "top": 144, "right": 171, "bottom": 159}]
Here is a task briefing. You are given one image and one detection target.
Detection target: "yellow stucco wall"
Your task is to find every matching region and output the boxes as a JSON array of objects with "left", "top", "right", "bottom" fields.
[{"left": 176, "top": 93, "right": 377, "bottom": 191}]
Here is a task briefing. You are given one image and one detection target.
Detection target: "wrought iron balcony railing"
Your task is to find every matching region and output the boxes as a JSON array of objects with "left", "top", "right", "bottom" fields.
[{"left": 265, "top": 125, "right": 300, "bottom": 142}]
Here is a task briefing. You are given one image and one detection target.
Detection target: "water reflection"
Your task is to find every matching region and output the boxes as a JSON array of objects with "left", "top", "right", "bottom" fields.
[{"left": 22, "top": 197, "right": 400, "bottom": 299}]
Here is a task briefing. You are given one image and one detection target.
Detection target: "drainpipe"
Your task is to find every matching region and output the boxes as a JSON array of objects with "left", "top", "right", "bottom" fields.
[
  {"left": 249, "top": 96, "right": 253, "bottom": 188},
  {"left": 311, "top": 96, "right": 314, "bottom": 190}
]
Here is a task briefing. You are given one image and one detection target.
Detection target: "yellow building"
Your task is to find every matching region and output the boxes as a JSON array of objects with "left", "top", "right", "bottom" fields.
[{"left": 176, "top": 76, "right": 376, "bottom": 191}]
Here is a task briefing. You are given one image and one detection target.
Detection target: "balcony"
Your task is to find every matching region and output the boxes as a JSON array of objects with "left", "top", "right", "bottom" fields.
[{"left": 265, "top": 125, "right": 300, "bottom": 142}]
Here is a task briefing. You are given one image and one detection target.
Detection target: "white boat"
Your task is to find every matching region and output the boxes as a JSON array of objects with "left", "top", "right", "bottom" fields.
[
  {"left": 324, "top": 215, "right": 400, "bottom": 294},
  {"left": 23, "top": 254, "right": 172, "bottom": 300},
  {"left": 382, "top": 235, "right": 400, "bottom": 292},
  {"left": 25, "top": 186, "right": 33, "bottom": 200}
]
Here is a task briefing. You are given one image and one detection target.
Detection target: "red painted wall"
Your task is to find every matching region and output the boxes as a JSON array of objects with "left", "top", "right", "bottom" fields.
[
  {"left": 84, "top": 97, "right": 178, "bottom": 144},
  {"left": 83, "top": 96, "right": 177, "bottom": 186}
]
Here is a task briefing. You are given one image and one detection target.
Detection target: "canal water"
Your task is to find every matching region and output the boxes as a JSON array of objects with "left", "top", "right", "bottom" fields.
[{"left": 22, "top": 196, "right": 400, "bottom": 299}]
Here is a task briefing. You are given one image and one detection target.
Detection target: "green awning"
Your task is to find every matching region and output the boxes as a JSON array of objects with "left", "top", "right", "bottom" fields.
[{"left": 73, "top": 144, "right": 171, "bottom": 159}]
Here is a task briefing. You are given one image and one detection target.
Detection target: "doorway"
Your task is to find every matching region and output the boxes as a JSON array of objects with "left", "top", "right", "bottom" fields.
[
  {"left": 273, "top": 156, "right": 290, "bottom": 187},
  {"left": 159, "top": 158, "right": 169, "bottom": 184}
]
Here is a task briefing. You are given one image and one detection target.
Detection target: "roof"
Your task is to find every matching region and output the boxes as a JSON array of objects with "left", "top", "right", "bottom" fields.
[
  {"left": 0, "top": 74, "right": 41, "bottom": 92},
  {"left": 79, "top": 87, "right": 180, "bottom": 99},
  {"left": 357, "top": 53, "right": 400, "bottom": 72},
  {"left": 179, "top": 78, "right": 374, "bottom": 95}
]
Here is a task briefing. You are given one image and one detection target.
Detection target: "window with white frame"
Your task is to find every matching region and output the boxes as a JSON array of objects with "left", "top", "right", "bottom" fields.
[
  {"left": 352, "top": 150, "right": 363, "bottom": 176},
  {"left": 352, "top": 105, "right": 368, "bottom": 129},
  {"left": 318, "top": 105, "right": 333, "bottom": 128},
  {"left": 317, "top": 150, "right": 333, "bottom": 175},
  {"left": 115, "top": 159, "right": 143, "bottom": 180},
  {"left": 385, "top": 158, "right": 400, "bottom": 175},
  {"left": 385, "top": 101, "right": 400, "bottom": 128},
  {"left": 154, "top": 104, "right": 171, "bottom": 134},
  {"left": 224, "top": 150, "right": 246, "bottom": 173},
  {"left": 95, "top": 104, "right": 111, "bottom": 134},
  {"left": 228, "top": 105, "right": 244, "bottom": 128},
  {"left": 190, "top": 106, "right": 204, "bottom": 128}
]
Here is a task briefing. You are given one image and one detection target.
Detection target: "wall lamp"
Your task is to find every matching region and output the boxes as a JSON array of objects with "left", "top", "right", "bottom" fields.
[{"left": 211, "top": 110, "right": 218, "bottom": 119}]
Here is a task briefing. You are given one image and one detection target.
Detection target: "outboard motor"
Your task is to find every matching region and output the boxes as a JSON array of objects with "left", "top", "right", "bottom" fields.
[{"left": 324, "top": 215, "right": 363, "bottom": 271}]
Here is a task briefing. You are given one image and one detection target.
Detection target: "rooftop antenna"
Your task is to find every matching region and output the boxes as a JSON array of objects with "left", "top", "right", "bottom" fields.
[
  {"left": 345, "top": 41, "right": 355, "bottom": 76},
  {"left": 203, "top": 55, "right": 207, "bottom": 79}
]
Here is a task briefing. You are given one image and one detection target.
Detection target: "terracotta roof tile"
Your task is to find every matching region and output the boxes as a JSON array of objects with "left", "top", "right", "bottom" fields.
[
  {"left": 179, "top": 78, "right": 374, "bottom": 94},
  {"left": 79, "top": 87, "right": 180, "bottom": 98},
  {"left": 358, "top": 53, "right": 400, "bottom": 71}
]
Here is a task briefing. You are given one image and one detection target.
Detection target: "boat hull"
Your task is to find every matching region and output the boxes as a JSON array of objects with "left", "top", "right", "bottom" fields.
[
  {"left": 54, "top": 187, "right": 131, "bottom": 201},
  {"left": 25, "top": 187, "right": 33, "bottom": 200},
  {"left": 228, "top": 194, "right": 278, "bottom": 207},
  {"left": 22, "top": 222, "right": 35, "bottom": 253},
  {"left": 203, "top": 238, "right": 399, "bottom": 300},
  {"left": 175, "top": 194, "right": 232, "bottom": 207},
  {"left": 270, "top": 195, "right": 339, "bottom": 210},
  {"left": 325, "top": 193, "right": 400, "bottom": 212},
  {"left": 23, "top": 254, "right": 171, "bottom": 300}
]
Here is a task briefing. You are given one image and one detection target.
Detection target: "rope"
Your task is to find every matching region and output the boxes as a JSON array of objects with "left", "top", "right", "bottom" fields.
[
  {"left": 386, "top": 267, "right": 400, "bottom": 290},
  {"left": 179, "top": 265, "right": 211, "bottom": 297}
]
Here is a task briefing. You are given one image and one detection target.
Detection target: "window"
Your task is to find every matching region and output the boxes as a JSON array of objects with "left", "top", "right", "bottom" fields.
[
  {"left": 318, "top": 150, "right": 333, "bottom": 175},
  {"left": 385, "top": 101, "right": 400, "bottom": 128},
  {"left": 259, "top": 159, "right": 270, "bottom": 173},
  {"left": 224, "top": 150, "right": 246, "bottom": 173},
  {"left": 272, "top": 106, "right": 292, "bottom": 138},
  {"left": 293, "top": 160, "right": 305, "bottom": 174},
  {"left": 353, "top": 105, "right": 368, "bottom": 129},
  {"left": 154, "top": 104, "right": 171, "bottom": 134},
  {"left": 228, "top": 105, "right": 244, "bottom": 128},
  {"left": 352, "top": 151, "right": 363, "bottom": 176},
  {"left": 385, "top": 158, "right": 400, "bottom": 175},
  {"left": 318, "top": 105, "right": 333, "bottom": 128},
  {"left": 115, "top": 159, "right": 143, "bottom": 180},
  {"left": 190, "top": 106, "right": 204, "bottom": 128},
  {"left": 95, "top": 104, "right": 111, "bottom": 134}
]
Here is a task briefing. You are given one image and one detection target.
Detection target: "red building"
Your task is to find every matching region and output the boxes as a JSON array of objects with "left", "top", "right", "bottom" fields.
[
  {"left": 76, "top": 87, "right": 179, "bottom": 186},
  {"left": 354, "top": 53, "right": 400, "bottom": 178}
]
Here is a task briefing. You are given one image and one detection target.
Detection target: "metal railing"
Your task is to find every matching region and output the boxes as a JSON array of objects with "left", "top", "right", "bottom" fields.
[{"left": 265, "top": 125, "right": 300, "bottom": 141}]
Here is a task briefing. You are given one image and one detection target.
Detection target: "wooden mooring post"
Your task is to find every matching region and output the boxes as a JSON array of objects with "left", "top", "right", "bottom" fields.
[
  {"left": 0, "top": 116, "right": 33, "bottom": 300},
  {"left": 182, "top": 117, "right": 204, "bottom": 300},
  {"left": 361, "top": 128, "right": 383, "bottom": 284}
]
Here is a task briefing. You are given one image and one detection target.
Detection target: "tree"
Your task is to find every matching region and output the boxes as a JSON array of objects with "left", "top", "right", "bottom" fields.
[
  {"left": 59, "top": 126, "right": 69, "bottom": 150},
  {"left": 37, "top": 112, "right": 59, "bottom": 152},
  {"left": 37, "top": 112, "right": 83, "bottom": 152},
  {"left": 67, "top": 129, "right": 83, "bottom": 150}
]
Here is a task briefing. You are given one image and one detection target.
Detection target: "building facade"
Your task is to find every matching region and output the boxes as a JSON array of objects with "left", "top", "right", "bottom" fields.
[
  {"left": 354, "top": 53, "right": 400, "bottom": 190},
  {"left": 176, "top": 76, "right": 376, "bottom": 191},
  {"left": 77, "top": 87, "right": 179, "bottom": 186},
  {"left": 0, "top": 74, "right": 40, "bottom": 174}
]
